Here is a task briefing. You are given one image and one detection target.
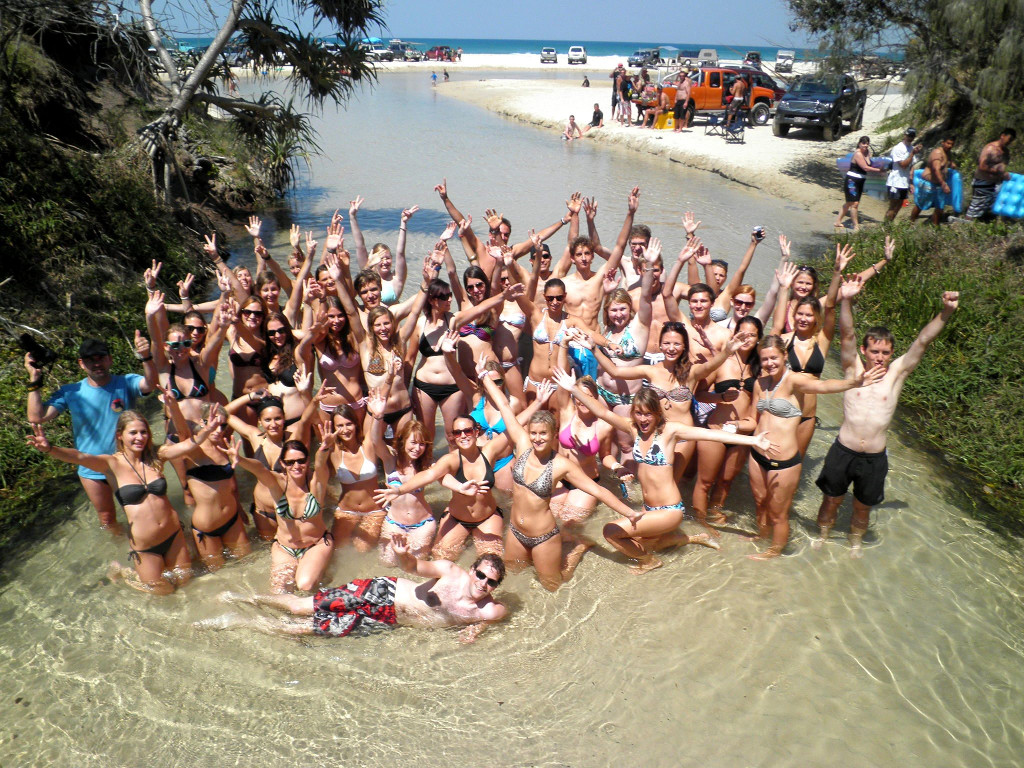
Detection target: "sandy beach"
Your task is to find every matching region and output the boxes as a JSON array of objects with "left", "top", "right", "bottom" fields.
[{"left": 399, "top": 56, "right": 907, "bottom": 220}]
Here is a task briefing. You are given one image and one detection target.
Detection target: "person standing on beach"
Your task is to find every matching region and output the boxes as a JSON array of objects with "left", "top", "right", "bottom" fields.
[
  {"left": 814, "top": 278, "right": 959, "bottom": 557},
  {"left": 27, "top": 336, "right": 158, "bottom": 531},
  {"left": 673, "top": 71, "right": 694, "bottom": 131},
  {"left": 431, "top": 71, "right": 437, "bottom": 86},
  {"left": 884, "top": 128, "right": 921, "bottom": 222},
  {"left": 443, "top": 69, "right": 449, "bottom": 82},
  {"left": 909, "top": 137, "right": 956, "bottom": 225},
  {"left": 965, "top": 128, "right": 1016, "bottom": 221},
  {"left": 835, "top": 136, "right": 884, "bottom": 231}
]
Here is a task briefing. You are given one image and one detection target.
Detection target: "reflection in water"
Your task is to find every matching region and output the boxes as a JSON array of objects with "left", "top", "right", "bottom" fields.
[{"left": 1, "top": 73, "right": 1022, "bottom": 767}]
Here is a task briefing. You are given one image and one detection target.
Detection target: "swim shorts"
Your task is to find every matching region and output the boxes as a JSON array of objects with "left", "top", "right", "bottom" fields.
[
  {"left": 887, "top": 185, "right": 908, "bottom": 201},
  {"left": 844, "top": 173, "right": 866, "bottom": 203},
  {"left": 965, "top": 180, "right": 999, "bottom": 219},
  {"left": 815, "top": 438, "right": 888, "bottom": 506},
  {"left": 313, "top": 577, "right": 398, "bottom": 637},
  {"left": 914, "top": 178, "right": 943, "bottom": 211}
]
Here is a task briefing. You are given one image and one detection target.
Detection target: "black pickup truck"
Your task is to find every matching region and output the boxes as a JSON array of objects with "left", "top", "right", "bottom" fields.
[{"left": 772, "top": 74, "right": 867, "bottom": 141}]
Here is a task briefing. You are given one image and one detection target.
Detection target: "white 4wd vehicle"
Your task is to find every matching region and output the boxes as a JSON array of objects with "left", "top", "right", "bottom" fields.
[{"left": 568, "top": 46, "right": 587, "bottom": 64}]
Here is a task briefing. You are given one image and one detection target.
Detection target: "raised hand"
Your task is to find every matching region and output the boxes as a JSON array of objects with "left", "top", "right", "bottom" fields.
[
  {"left": 534, "top": 379, "right": 556, "bottom": 405},
  {"left": 582, "top": 196, "right": 598, "bottom": 219},
  {"left": 289, "top": 224, "right": 301, "bottom": 248},
  {"left": 484, "top": 208, "right": 502, "bottom": 230},
  {"left": 330, "top": 209, "right": 343, "bottom": 228},
  {"left": 855, "top": 363, "right": 887, "bottom": 387},
  {"left": 942, "top": 290, "right": 959, "bottom": 312},
  {"left": 439, "top": 329, "right": 459, "bottom": 354},
  {"left": 695, "top": 244, "right": 712, "bottom": 266},
  {"left": 835, "top": 242, "right": 855, "bottom": 273},
  {"left": 325, "top": 221, "right": 343, "bottom": 253},
  {"left": 627, "top": 185, "right": 641, "bottom": 212},
  {"left": 145, "top": 290, "right": 165, "bottom": 317},
  {"left": 499, "top": 245, "right": 514, "bottom": 266},
  {"left": 641, "top": 236, "right": 662, "bottom": 264},
  {"left": 726, "top": 330, "right": 753, "bottom": 353},
  {"left": 457, "top": 216, "right": 472, "bottom": 238},
  {"left": 452, "top": 479, "right": 490, "bottom": 498},
  {"left": 401, "top": 205, "right": 419, "bottom": 223},
  {"left": 294, "top": 366, "right": 312, "bottom": 393},
  {"left": 144, "top": 259, "right": 163, "bottom": 290},
  {"left": 884, "top": 235, "right": 896, "bottom": 262},
  {"left": 778, "top": 233, "right": 791, "bottom": 260},
  {"left": 367, "top": 387, "right": 387, "bottom": 418},
  {"left": 502, "top": 281, "right": 525, "bottom": 301},
  {"left": 25, "top": 423, "right": 51, "bottom": 454},
  {"left": 551, "top": 366, "right": 577, "bottom": 392},
  {"left": 434, "top": 178, "right": 448, "bottom": 200},
  {"left": 134, "top": 329, "right": 151, "bottom": 359},
  {"left": 312, "top": 378, "right": 336, "bottom": 403},
  {"left": 245, "top": 216, "right": 262, "bottom": 238},
  {"left": 304, "top": 277, "right": 324, "bottom": 304},
  {"left": 838, "top": 274, "right": 864, "bottom": 301},
  {"left": 602, "top": 268, "right": 620, "bottom": 294},
  {"left": 316, "top": 419, "right": 338, "bottom": 452},
  {"left": 566, "top": 191, "right": 583, "bottom": 215},
  {"left": 305, "top": 230, "right": 318, "bottom": 256},
  {"left": 216, "top": 272, "right": 231, "bottom": 294},
  {"left": 776, "top": 260, "right": 798, "bottom": 288},
  {"left": 217, "top": 436, "right": 242, "bottom": 467},
  {"left": 389, "top": 354, "right": 403, "bottom": 379},
  {"left": 349, "top": 195, "right": 364, "bottom": 218},
  {"left": 682, "top": 211, "right": 701, "bottom": 236},
  {"left": 176, "top": 273, "right": 195, "bottom": 300},
  {"left": 218, "top": 299, "right": 239, "bottom": 325}
]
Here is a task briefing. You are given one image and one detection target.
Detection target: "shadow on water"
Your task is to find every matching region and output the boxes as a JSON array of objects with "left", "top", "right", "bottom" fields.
[{"left": 0, "top": 473, "right": 81, "bottom": 586}]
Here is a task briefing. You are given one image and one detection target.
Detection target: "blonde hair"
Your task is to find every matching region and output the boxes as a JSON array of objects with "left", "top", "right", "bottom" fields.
[{"left": 367, "top": 243, "right": 391, "bottom": 270}]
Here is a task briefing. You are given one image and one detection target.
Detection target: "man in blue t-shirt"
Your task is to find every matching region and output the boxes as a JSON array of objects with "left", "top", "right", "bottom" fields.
[{"left": 26, "top": 335, "right": 157, "bottom": 530}]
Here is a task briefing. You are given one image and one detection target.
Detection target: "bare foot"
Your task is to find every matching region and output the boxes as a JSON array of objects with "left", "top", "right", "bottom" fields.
[
  {"left": 747, "top": 547, "right": 782, "bottom": 561},
  {"left": 560, "top": 539, "right": 595, "bottom": 581},
  {"left": 705, "top": 509, "right": 729, "bottom": 526},
  {"left": 850, "top": 545, "right": 864, "bottom": 559},
  {"left": 811, "top": 525, "right": 831, "bottom": 550},
  {"left": 629, "top": 556, "right": 663, "bottom": 575},
  {"left": 687, "top": 532, "right": 721, "bottom": 551},
  {"left": 193, "top": 614, "right": 245, "bottom": 630},
  {"left": 106, "top": 560, "right": 127, "bottom": 582}
]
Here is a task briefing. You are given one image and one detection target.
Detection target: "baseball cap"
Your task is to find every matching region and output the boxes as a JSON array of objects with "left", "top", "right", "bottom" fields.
[
  {"left": 78, "top": 338, "right": 110, "bottom": 358},
  {"left": 905, "top": 127, "right": 917, "bottom": 138}
]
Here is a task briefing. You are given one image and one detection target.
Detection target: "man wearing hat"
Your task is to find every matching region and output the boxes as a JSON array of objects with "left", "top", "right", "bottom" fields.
[
  {"left": 884, "top": 128, "right": 923, "bottom": 221},
  {"left": 26, "top": 333, "right": 157, "bottom": 531}
]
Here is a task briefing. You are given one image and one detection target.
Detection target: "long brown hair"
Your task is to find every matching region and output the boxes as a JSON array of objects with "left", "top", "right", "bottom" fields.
[
  {"left": 631, "top": 387, "right": 666, "bottom": 433},
  {"left": 115, "top": 411, "right": 162, "bottom": 470},
  {"left": 395, "top": 419, "right": 430, "bottom": 472},
  {"left": 660, "top": 321, "right": 692, "bottom": 385},
  {"left": 366, "top": 306, "right": 402, "bottom": 358}
]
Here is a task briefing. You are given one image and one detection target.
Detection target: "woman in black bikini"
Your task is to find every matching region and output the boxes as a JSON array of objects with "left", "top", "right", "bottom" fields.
[
  {"left": 478, "top": 373, "right": 638, "bottom": 591},
  {"left": 262, "top": 311, "right": 313, "bottom": 435},
  {"left": 229, "top": 423, "right": 337, "bottom": 593},
  {"left": 26, "top": 412, "right": 203, "bottom": 594},
  {"left": 227, "top": 295, "right": 267, "bottom": 399}
]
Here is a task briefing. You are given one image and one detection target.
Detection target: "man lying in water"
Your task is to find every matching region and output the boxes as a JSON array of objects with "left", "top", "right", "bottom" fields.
[{"left": 208, "top": 534, "right": 508, "bottom": 643}]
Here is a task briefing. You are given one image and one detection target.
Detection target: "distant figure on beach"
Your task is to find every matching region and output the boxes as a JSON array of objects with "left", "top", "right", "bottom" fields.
[
  {"left": 563, "top": 115, "right": 583, "bottom": 141},
  {"left": 227, "top": 72, "right": 239, "bottom": 96},
  {"left": 431, "top": 71, "right": 437, "bottom": 86},
  {"left": 456, "top": 46, "right": 463, "bottom": 61},
  {"left": 835, "top": 136, "right": 884, "bottom": 231},
  {"left": 641, "top": 85, "right": 669, "bottom": 129},
  {"left": 965, "top": 127, "right": 1016, "bottom": 221},
  {"left": 884, "top": 128, "right": 921, "bottom": 222},
  {"left": 815, "top": 279, "right": 959, "bottom": 557},
  {"left": 443, "top": 69, "right": 449, "bottom": 82},
  {"left": 673, "top": 71, "right": 694, "bottom": 131},
  {"left": 909, "top": 137, "right": 956, "bottom": 225},
  {"left": 582, "top": 75, "right": 590, "bottom": 87},
  {"left": 214, "top": 536, "right": 507, "bottom": 643},
  {"left": 582, "top": 103, "right": 603, "bottom": 133}
]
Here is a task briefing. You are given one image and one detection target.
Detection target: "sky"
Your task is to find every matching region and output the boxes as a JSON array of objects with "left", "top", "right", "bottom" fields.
[{"left": 156, "top": 0, "right": 815, "bottom": 48}]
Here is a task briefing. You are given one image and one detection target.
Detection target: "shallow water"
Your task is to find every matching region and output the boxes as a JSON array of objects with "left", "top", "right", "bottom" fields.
[{"left": 2, "top": 72, "right": 1023, "bottom": 767}]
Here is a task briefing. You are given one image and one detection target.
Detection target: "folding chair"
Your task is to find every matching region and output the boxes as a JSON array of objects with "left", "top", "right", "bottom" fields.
[
  {"left": 704, "top": 114, "right": 725, "bottom": 136},
  {"left": 724, "top": 119, "right": 745, "bottom": 144}
]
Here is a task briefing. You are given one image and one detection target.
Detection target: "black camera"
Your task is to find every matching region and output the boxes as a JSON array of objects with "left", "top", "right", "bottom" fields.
[
  {"left": 19, "top": 333, "right": 59, "bottom": 369},
  {"left": 753, "top": 226, "right": 766, "bottom": 241}
]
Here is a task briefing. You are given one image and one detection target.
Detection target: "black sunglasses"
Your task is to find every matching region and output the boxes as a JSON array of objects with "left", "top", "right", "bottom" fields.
[
  {"left": 452, "top": 427, "right": 476, "bottom": 437},
  {"left": 267, "top": 328, "right": 287, "bottom": 336},
  {"left": 186, "top": 325, "right": 207, "bottom": 334},
  {"left": 281, "top": 457, "right": 307, "bottom": 466},
  {"left": 241, "top": 309, "right": 264, "bottom": 317},
  {"left": 474, "top": 569, "right": 500, "bottom": 588},
  {"left": 545, "top": 294, "right": 566, "bottom": 301}
]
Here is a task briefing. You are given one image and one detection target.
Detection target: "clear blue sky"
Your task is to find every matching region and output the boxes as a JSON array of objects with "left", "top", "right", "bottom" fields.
[{"left": 157, "top": 0, "right": 814, "bottom": 48}]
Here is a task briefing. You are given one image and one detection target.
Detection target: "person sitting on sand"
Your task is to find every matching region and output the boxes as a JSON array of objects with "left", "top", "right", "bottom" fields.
[
  {"left": 582, "top": 103, "right": 603, "bottom": 134},
  {"left": 563, "top": 115, "right": 583, "bottom": 141},
  {"left": 212, "top": 534, "right": 507, "bottom": 643}
]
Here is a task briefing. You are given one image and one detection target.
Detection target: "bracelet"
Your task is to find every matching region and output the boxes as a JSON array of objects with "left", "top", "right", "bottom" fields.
[
  {"left": 400, "top": 226, "right": 407, "bottom": 232},
  {"left": 137, "top": 355, "right": 153, "bottom": 362},
  {"left": 420, "top": 284, "right": 428, "bottom": 292},
  {"left": 26, "top": 381, "right": 43, "bottom": 392},
  {"left": 872, "top": 265, "right": 879, "bottom": 275},
  {"left": 561, "top": 217, "right": 570, "bottom": 225}
]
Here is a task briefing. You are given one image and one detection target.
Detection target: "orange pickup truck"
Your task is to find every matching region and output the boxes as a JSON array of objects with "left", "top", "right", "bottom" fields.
[{"left": 664, "top": 67, "right": 780, "bottom": 125}]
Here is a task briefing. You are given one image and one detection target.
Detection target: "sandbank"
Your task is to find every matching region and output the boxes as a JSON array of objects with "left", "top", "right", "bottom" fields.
[{"left": 433, "top": 75, "right": 907, "bottom": 220}]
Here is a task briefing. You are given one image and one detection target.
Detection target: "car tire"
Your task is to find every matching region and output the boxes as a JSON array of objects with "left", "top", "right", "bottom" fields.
[
  {"left": 823, "top": 116, "right": 842, "bottom": 141},
  {"left": 685, "top": 103, "right": 695, "bottom": 126},
  {"left": 772, "top": 116, "right": 789, "bottom": 137},
  {"left": 751, "top": 102, "right": 770, "bottom": 125},
  {"left": 851, "top": 107, "right": 864, "bottom": 130}
]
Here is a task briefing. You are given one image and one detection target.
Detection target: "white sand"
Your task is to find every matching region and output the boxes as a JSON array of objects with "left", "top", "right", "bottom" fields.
[{"left": 423, "top": 67, "right": 906, "bottom": 220}]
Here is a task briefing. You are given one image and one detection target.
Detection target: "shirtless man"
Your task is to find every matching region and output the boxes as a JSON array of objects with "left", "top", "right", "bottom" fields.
[
  {"left": 909, "top": 137, "right": 956, "bottom": 225},
  {"left": 726, "top": 75, "right": 747, "bottom": 126},
  {"left": 641, "top": 86, "right": 670, "bottom": 129},
  {"left": 554, "top": 187, "right": 638, "bottom": 376},
  {"left": 673, "top": 71, "right": 694, "bottom": 131},
  {"left": 563, "top": 115, "right": 583, "bottom": 141},
  {"left": 814, "top": 279, "right": 959, "bottom": 557},
  {"left": 965, "top": 127, "right": 1016, "bottom": 221},
  {"left": 214, "top": 535, "right": 507, "bottom": 643}
]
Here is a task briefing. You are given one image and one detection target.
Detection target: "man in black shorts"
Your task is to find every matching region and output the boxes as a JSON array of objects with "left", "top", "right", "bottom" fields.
[{"left": 814, "top": 276, "right": 959, "bottom": 557}]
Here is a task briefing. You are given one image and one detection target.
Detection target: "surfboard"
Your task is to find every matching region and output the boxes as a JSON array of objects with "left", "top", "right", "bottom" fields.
[{"left": 992, "top": 173, "right": 1024, "bottom": 219}]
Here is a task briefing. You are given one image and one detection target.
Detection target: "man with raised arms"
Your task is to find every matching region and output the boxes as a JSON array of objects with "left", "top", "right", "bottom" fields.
[
  {"left": 215, "top": 534, "right": 507, "bottom": 643},
  {"left": 814, "top": 279, "right": 959, "bottom": 557}
]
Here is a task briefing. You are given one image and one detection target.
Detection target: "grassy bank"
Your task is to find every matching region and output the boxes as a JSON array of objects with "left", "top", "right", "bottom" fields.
[{"left": 832, "top": 222, "right": 1024, "bottom": 533}]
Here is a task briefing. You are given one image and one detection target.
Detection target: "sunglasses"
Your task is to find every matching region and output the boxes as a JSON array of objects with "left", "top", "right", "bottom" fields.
[
  {"left": 281, "top": 457, "right": 307, "bottom": 466},
  {"left": 186, "top": 325, "right": 207, "bottom": 334},
  {"left": 167, "top": 340, "right": 192, "bottom": 350},
  {"left": 733, "top": 299, "right": 755, "bottom": 307},
  {"left": 452, "top": 427, "right": 476, "bottom": 437},
  {"left": 545, "top": 294, "right": 566, "bottom": 301},
  {"left": 466, "top": 282, "right": 486, "bottom": 291},
  {"left": 241, "top": 309, "right": 264, "bottom": 317},
  {"left": 474, "top": 569, "right": 500, "bottom": 589},
  {"left": 267, "top": 328, "right": 287, "bottom": 336},
  {"left": 434, "top": 293, "right": 452, "bottom": 301}
]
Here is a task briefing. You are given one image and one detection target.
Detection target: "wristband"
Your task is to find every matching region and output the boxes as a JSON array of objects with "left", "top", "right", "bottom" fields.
[
  {"left": 27, "top": 381, "right": 43, "bottom": 392},
  {"left": 561, "top": 216, "right": 570, "bottom": 225},
  {"left": 137, "top": 355, "right": 153, "bottom": 362}
]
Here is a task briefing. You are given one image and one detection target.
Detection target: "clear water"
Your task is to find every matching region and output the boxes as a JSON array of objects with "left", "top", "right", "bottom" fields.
[{"left": 1, "top": 72, "right": 1021, "bottom": 768}]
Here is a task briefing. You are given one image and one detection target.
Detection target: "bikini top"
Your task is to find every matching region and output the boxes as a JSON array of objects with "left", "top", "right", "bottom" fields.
[
  {"left": 499, "top": 309, "right": 527, "bottom": 328},
  {"left": 168, "top": 358, "right": 209, "bottom": 400},
  {"left": 386, "top": 469, "right": 423, "bottom": 495},
  {"left": 559, "top": 419, "right": 599, "bottom": 456},
  {"left": 264, "top": 361, "right": 297, "bottom": 388},
  {"left": 418, "top": 332, "right": 444, "bottom": 358},
  {"left": 114, "top": 460, "right": 168, "bottom": 506},
  {"left": 709, "top": 307, "right": 729, "bottom": 323},
  {"left": 454, "top": 451, "right": 496, "bottom": 490},
  {"left": 632, "top": 431, "right": 670, "bottom": 467},
  {"left": 757, "top": 371, "right": 803, "bottom": 419},
  {"left": 715, "top": 376, "right": 756, "bottom": 394},
  {"left": 319, "top": 347, "right": 359, "bottom": 374},
  {"left": 381, "top": 281, "right": 399, "bottom": 305},
  {"left": 646, "top": 382, "right": 693, "bottom": 404},
  {"left": 336, "top": 450, "right": 378, "bottom": 485},
  {"left": 185, "top": 463, "right": 235, "bottom": 482},
  {"left": 512, "top": 448, "right": 554, "bottom": 499},
  {"left": 228, "top": 347, "right": 262, "bottom": 368},
  {"left": 275, "top": 485, "right": 322, "bottom": 521},
  {"left": 254, "top": 441, "right": 283, "bottom": 473},
  {"left": 458, "top": 322, "right": 494, "bottom": 342},
  {"left": 787, "top": 337, "right": 826, "bottom": 377},
  {"left": 471, "top": 397, "right": 506, "bottom": 438},
  {"left": 533, "top": 311, "right": 567, "bottom": 345},
  {"left": 603, "top": 323, "right": 642, "bottom": 361}
]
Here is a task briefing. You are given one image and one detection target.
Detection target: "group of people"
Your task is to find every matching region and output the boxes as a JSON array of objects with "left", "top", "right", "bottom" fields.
[
  {"left": 837, "top": 126, "right": 1016, "bottom": 231},
  {"left": 24, "top": 183, "right": 958, "bottom": 642}
]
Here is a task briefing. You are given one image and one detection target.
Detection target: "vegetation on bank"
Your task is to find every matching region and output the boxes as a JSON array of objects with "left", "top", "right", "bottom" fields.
[{"left": 830, "top": 223, "right": 1024, "bottom": 533}]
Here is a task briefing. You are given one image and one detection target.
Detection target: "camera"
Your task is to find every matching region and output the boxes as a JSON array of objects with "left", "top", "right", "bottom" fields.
[
  {"left": 19, "top": 333, "right": 59, "bottom": 369},
  {"left": 752, "top": 226, "right": 765, "bottom": 241}
]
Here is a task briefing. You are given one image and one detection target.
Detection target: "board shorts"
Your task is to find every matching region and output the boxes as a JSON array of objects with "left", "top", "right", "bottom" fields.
[
  {"left": 844, "top": 173, "right": 866, "bottom": 202},
  {"left": 673, "top": 98, "right": 693, "bottom": 120},
  {"left": 914, "top": 178, "right": 943, "bottom": 211},
  {"left": 965, "top": 180, "right": 999, "bottom": 219},
  {"left": 312, "top": 577, "right": 397, "bottom": 637},
  {"left": 887, "top": 185, "right": 908, "bottom": 201},
  {"left": 815, "top": 439, "right": 888, "bottom": 506}
]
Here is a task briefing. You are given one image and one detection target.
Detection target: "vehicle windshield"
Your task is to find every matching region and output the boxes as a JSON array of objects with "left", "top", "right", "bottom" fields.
[{"left": 788, "top": 76, "right": 842, "bottom": 96}]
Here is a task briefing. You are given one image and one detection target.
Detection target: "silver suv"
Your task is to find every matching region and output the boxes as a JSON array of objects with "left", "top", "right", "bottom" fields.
[
  {"left": 540, "top": 47, "right": 557, "bottom": 63},
  {"left": 568, "top": 46, "right": 587, "bottom": 64}
]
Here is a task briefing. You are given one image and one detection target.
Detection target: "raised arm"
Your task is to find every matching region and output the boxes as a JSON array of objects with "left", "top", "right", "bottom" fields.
[
  {"left": 895, "top": 291, "right": 958, "bottom": 375},
  {"left": 24, "top": 424, "right": 111, "bottom": 475},
  {"left": 601, "top": 186, "right": 640, "bottom": 275},
  {"left": 325, "top": 251, "right": 366, "bottom": 345},
  {"left": 837, "top": 275, "right": 864, "bottom": 374},
  {"left": 394, "top": 205, "right": 418, "bottom": 294},
  {"left": 717, "top": 231, "right": 760, "bottom": 306},
  {"left": 348, "top": 197, "right": 369, "bottom": 267},
  {"left": 479, "top": 372, "right": 528, "bottom": 448},
  {"left": 551, "top": 367, "right": 634, "bottom": 433},
  {"left": 203, "top": 233, "right": 249, "bottom": 303},
  {"left": 283, "top": 226, "right": 318, "bottom": 326}
]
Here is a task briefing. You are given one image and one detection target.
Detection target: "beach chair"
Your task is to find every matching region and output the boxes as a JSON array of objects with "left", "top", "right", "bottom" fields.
[
  {"left": 704, "top": 114, "right": 726, "bottom": 136},
  {"left": 724, "top": 119, "right": 745, "bottom": 144}
]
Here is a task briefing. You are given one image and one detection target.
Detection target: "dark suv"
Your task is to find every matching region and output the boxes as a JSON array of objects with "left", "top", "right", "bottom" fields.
[
  {"left": 773, "top": 74, "right": 867, "bottom": 141},
  {"left": 628, "top": 49, "right": 659, "bottom": 68}
]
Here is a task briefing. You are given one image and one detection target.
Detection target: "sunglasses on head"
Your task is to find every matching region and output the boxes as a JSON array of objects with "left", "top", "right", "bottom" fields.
[
  {"left": 167, "top": 340, "right": 192, "bottom": 350},
  {"left": 474, "top": 569, "right": 500, "bottom": 588},
  {"left": 452, "top": 427, "right": 476, "bottom": 437},
  {"left": 281, "top": 457, "right": 307, "bottom": 467},
  {"left": 796, "top": 266, "right": 817, "bottom": 275}
]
